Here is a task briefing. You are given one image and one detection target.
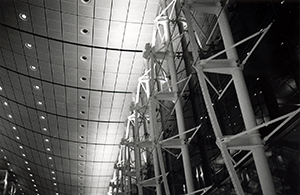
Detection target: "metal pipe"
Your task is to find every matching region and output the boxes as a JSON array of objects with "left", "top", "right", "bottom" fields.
[
  {"left": 218, "top": 9, "right": 276, "bottom": 195},
  {"left": 148, "top": 55, "right": 163, "bottom": 195},
  {"left": 160, "top": 0, "right": 195, "bottom": 193},
  {"left": 134, "top": 110, "right": 143, "bottom": 195}
]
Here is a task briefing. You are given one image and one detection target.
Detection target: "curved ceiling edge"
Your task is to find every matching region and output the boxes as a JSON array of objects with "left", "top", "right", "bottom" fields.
[
  {"left": 0, "top": 95, "right": 125, "bottom": 123},
  {"left": 0, "top": 116, "right": 119, "bottom": 146},
  {"left": 0, "top": 65, "right": 131, "bottom": 94},
  {"left": 0, "top": 135, "right": 116, "bottom": 163},
  {"left": 0, "top": 23, "right": 143, "bottom": 53}
]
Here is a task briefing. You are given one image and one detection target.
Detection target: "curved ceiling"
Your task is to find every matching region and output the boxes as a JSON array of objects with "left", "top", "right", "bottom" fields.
[{"left": 0, "top": 0, "right": 157, "bottom": 194}]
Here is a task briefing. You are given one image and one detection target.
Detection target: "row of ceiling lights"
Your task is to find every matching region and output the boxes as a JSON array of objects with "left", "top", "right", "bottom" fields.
[
  {"left": 1, "top": 86, "right": 86, "bottom": 145},
  {"left": 0, "top": 0, "right": 94, "bottom": 192},
  {"left": 1, "top": 1, "right": 95, "bottom": 193},
  {"left": 1, "top": 86, "right": 86, "bottom": 191},
  {"left": 18, "top": 9, "right": 91, "bottom": 146}
]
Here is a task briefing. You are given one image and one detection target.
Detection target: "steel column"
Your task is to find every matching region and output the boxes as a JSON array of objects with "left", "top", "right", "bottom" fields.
[
  {"left": 148, "top": 55, "right": 163, "bottom": 195},
  {"left": 175, "top": 0, "right": 213, "bottom": 187},
  {"left": 134, "top": 110, "right": 143, "bottom": 195},
  {"left": 159, "top": 0, "right": 195, "bottom": 193},
  {"left": 218, "top": 9, "right": 276, "bottom": 195}
]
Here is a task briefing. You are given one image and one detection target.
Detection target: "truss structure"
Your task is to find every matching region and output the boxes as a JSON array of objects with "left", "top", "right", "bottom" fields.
[{"left": 110, "top": 0, "right": 300, "bottom": 195}]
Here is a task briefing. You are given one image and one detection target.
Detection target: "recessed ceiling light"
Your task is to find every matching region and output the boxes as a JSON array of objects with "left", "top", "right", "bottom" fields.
[
  {"left": 27, "top": 167, "right": 31, "bottom": 170},
  {"left": 32, "top": 179, "right": 35, "bottom": 182},
  {"left": 40, "top": 115, "right": 45, "bottom": 120},
  {"left": 19, "top": 146, "right": 23, "bottom": 149},
  {"left": 53, "top": 177, "right": 56, "bottom": 180},
  {"left": 79, "top": 155, "right": 84, "bottom": 158},
  {"left": 7, "top": 163, "right": 10, "bottom": 166},
  {"left": 16, "top": 136, "right": 20, "bottom": 140},
  {"left": 33, "top": 184, "right": 36, "bottom": 187},
  {"left": 0, "top": 86, "right": 2, "bottom": 90},
  {"left": 30, "top": 174, "right": 33, "bottom": 177},
  {"left": 29, "top": 65, "right": 37, "bottom": 71},
  {"left": 54, "top": 183, "right": 57, "bottom": 186},
  {"left": 19, "top": 13, "right": 28, "bottom": 21},
  {"left": 3, "top": 156, "right": 7, "bottom": 159},
  {"left": 45, "top": 139, "right": 49, "bottom": 142},
  {"left": 80, "top": 56, "right": 88, "bottom": 61},
  {"left": 22, "top": 153, "right": 26, "bottom": 157},
  {"left": 42, "top": 127, "right": 47, "bottom": 131},
  {"left": 35, "top": 188, "right": 38, "bottom": 191},
  {"left": 80, "top": 96, "right": 86, "bottom": 100},
  {"left": 25, "top": 161, "right": 28, "bottom": 164},
  {"left": 48, "top": 156, "right": 52, "bottom": 160},
  {"left": 80, "top": 124, "right": 85, "bottom": 128},
  {"left": 80, "top": 111, "right": 85, "bottom": 114},
  {"left": 79, "top": 146, "right": 84, "bottom": 149},
  {"left": 37, "top": 101, "right": 43, "bottom": 105},
  {"left": 79, "top": 135, "right": 84, "bottom": 139},
  {"left": 46, "top": 148, "right": 51, "bottom": 151},
  {"left": 80, "top": 28, "right": 89, "bottom": 35},
  {"left": 51, "top": 171, "right": 55, "bottom": 174},
  {"left": 33, "top": 85, "right": 40, "bottom": 90},
  {"left": 81, "top": 0, "right": 91, "bottom": 4},
  {"left": 80, "top": 77, "right": 87, "bottom": 81},
  {"left": 3, "top": 102, "right": 8, "bottom": 106},
  {"left": 25, "top": 43, "right": 33, "bottom": 49},
  {"left": 8, "top": 114, "right": 12, "bottom": 118},
  {"left": 12, "top": 126, "right": 16, "bottom": 130}
]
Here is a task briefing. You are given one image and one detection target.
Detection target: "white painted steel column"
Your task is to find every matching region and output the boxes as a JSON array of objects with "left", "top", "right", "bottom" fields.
[
  {"left": 134, "top": 110, "right": 143, "bottom": 195},
  {"left": 159, "top": 1, "right": 195, "bottom": 193},
  {"left": 218, "top": 9, "right": 276, "bottom": 195},
  {"left": 148, "top": 56, "right": 163, "bottom": 195}
]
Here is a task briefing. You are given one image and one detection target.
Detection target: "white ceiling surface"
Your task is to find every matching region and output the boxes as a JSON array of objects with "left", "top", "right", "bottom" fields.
[{"left": 0, "top": 0, "right": 157, "bottom": 194}]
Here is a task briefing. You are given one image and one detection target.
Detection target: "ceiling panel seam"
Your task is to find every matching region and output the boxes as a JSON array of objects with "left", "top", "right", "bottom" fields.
[
  {"left": 0, "top": 131, "right": 117, "bottom": 163},
  {"left": 0, "top": 65, "right": 131, "bottom": 94},
  {"left": 0, "top": 115, "right": 120, "bottom": 146},
  {"left": 0, "top": 23, "right": 143, "bottom": 53}
]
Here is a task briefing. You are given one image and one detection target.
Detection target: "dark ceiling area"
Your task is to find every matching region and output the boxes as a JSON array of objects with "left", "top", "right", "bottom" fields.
[{"left": 0, "top": 0, "right": 299, "bottom": 195}]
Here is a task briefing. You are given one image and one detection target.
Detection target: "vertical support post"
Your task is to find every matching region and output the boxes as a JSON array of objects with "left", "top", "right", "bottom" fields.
[
  {"left": 127, "top": 146, "right": 132, "bottom": 194},
  {"left": 159, "top": 1, "right": 195, "bottom": 193},
  {"left": 176, "top": 0, "right": 213, "bottom": 187},
  {"left": 155, "top": 60, "right": 171, "bottom": 195},
  {"left": 134, "top": 110, "right": 143, "bottom": 195},
  {"left": 218, "top": 9, "right": 276, "bottom": 195},
  {"left": 183, "top": 4, "right": 245, "bottom": 195},
  {"left": 148, "top": 55, "right": 163, "bottom": 195}
]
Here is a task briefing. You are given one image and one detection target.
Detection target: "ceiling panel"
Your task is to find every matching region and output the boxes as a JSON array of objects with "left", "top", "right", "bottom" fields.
[{"left": 0, "top": 0, "right": 158, "bottom": 194}]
